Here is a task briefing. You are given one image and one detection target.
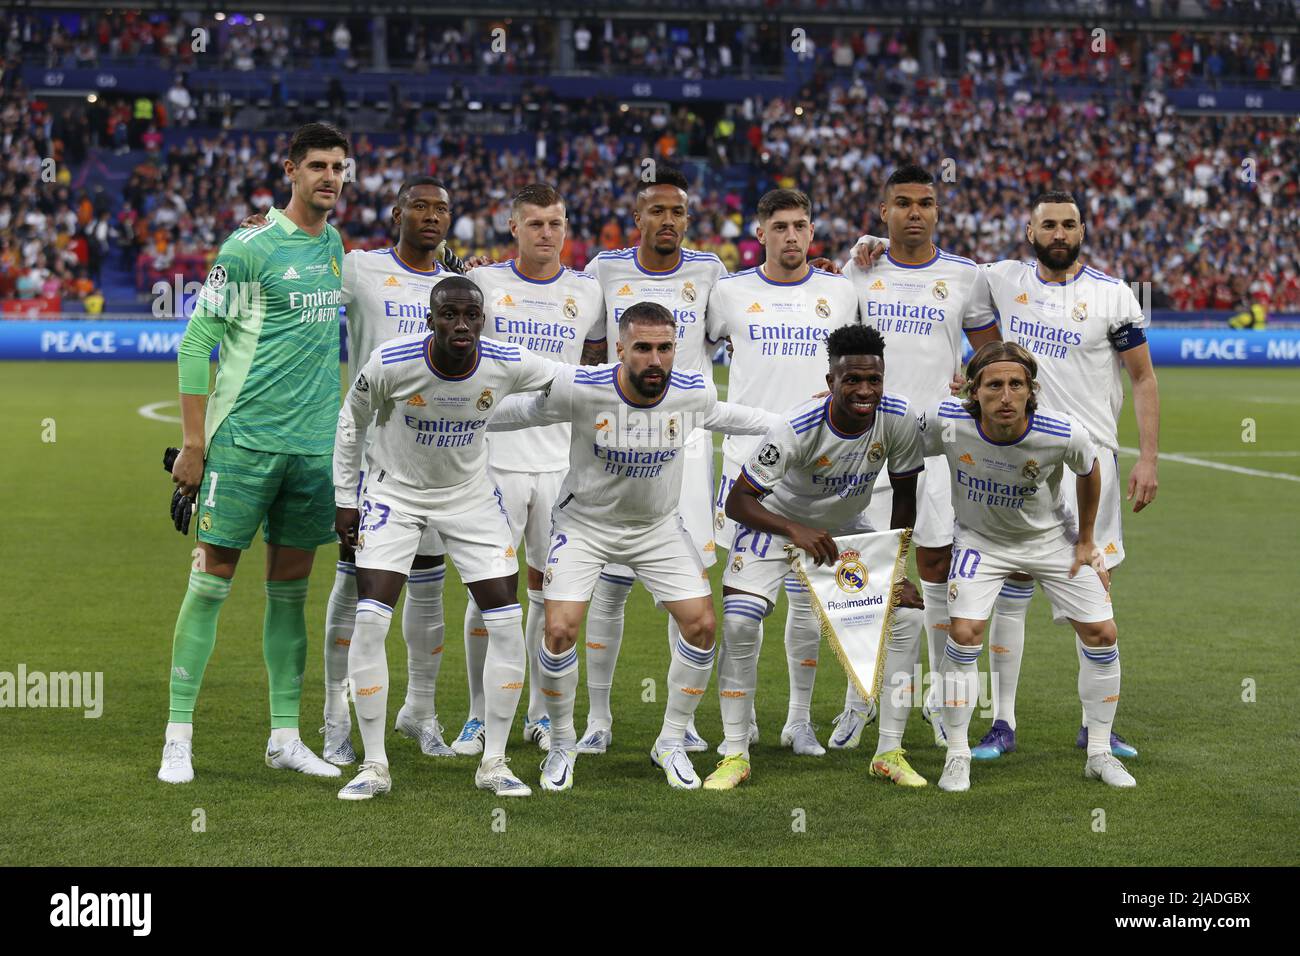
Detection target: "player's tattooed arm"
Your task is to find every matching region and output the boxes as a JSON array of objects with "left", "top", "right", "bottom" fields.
[
  {"left": 580, "top": 339, "right": 607, "bottom": 366},
  {"left": 725, "top": 474, "right": 839, "bottom": 567}
]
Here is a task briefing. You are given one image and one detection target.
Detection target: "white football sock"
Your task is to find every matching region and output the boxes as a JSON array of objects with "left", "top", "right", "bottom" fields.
[
  {"left": 988, "top": 579, "right": 1032, "bottom": 730},
  {"left": 667, "top": 615, "right": 703, "bottom": 736},
  {"left": 402, "top": 565, "right": 446, "bottom": 722},
  {"left": 165, "top": 721, "right": 193, "bottom": 743},
  {"left": 718, "top": 594, "right": 766, "bottom": 756},
  {"left": 919, "top": 580, "right": 950, "bottom": 709},
  {"left": 583, "top": 569, "right": 633, "bottom": 730},
  {"left": 269, "top": 727, "right": 301, "bottom": 747},
  {"left": 660, "top": 636, "right": 715, "bottom": 748},
  {"left": 480, "top": 603, "right": 525, "bottom": 762},
  {"left": 524, "top": 587, "right": 547, "bottom": 723},
  {"left": 538, "top": 643, "right": 579, "bottom": 751},
  {"left": 349, "top": 599, "right": 393, "bottom": 766},
  {"left": 783, "top": 576, "right": 819, "bottom": 726},
  {"left": 323, "top": 560, "right": 357, "bottom": 724},
  {"left": 940, "top": 636, "right": 982, "bottom": 758},
  {"left": 462, "top": 596, "right": 489, "bottom": 719},
  {"left": 875, "top": 607, "right": 923, "bottom": 756},
  {"left": 1077, "top": 637, "right": 1121, "bottom": 758}
]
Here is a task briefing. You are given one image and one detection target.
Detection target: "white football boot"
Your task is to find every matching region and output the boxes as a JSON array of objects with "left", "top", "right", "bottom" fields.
[
  {"left": 395, "top": 707, "right": 455, "bottom": 757},
  {"left": 576, "top": 725, "right": 613, "bottom": 755},
  {"left": 1085, "top": 752, "right": 1137, "bottom": 788},
  {"left": 780, "top": 721, "right": 827, "bottom": 757},
  {"left": 320, "top": 721, "right": 357, "bottom": 766},
  {"left": 265, "top": 737, "right": 342, "bottom": 778},
  {"left": 539, "top": 747, "right": 577, "bottom": 792},
  {"left": 158, "top": 739, "right": 194, "bottom": 784},
  {"left": 474, "top": 755, "right": 532, "bottom": 797},
  {"left": 650, "top": 741, "right": 702, "bottom": 790},
  {"left": 937, "top": 753, "right": 971, "bottom": 792},
  {"left": 338, "top": 761, "right": 392, "bottom": 801}
]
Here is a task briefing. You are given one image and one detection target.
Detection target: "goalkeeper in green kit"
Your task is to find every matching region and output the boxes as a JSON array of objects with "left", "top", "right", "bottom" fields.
[{"left": 158, "top": 123, "right": 350, "bottom": 784}]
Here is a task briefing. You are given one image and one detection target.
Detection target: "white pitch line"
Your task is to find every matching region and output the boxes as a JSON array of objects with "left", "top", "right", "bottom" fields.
[
  {"left": 1153, "top": 450, "right": 1300, "bottom": 458},
  {"left": 138, "top": 400, "right": 181, "bottom": 424},
  {"left": 1119, "top": 446, "right": 1300, "bottom": 483}
]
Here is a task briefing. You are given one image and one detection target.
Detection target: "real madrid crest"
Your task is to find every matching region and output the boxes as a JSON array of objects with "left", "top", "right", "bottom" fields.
[
  {"left": 544, "top": 567, "right": 553, "bottom": 587},
  {"left": 667, "top": 416, "right": 680, "bottom": 441},
  {"left": 835, "top": 551, "right": 868, "bottom": 593},
  {"left": 476, "top": 389, "right": 494, "bottom": 411},
  {"left": 681, "top": 281, "right": 697, "bottom": 303},
  {"left": 199, "top": 512, "right": 213, "bottom": 532},
  {"left": 1022, "top": 458, "right": 1041, "bottom": 481},
  {"left": 731, "top": 556, "right": 744, "bottom": 573},
  {"left": 563, "top": 296, "right": 578, "bottom": 320},
  {"left": 330, "top": 256, "right": 340, "bottom": 278},
  {"left": 932, "top": 279, "right": 949, "bottom": 300},
  {"left": 948, "top": 582, "right": 959, "bottom": 602},
  {"left": 816, "top": 297, "right": 831, "bottom": 319},
  {"left": 715, "top": 512, "right": 726, "bottom": 531},
  {"left": 1071, "top": 301, "right": 1087, "bottom": 322},
  {"left": 867, "top": 441, "right": 885, "bottom": 464}
]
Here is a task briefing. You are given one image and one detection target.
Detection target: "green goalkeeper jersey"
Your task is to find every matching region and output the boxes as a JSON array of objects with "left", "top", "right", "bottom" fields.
[{"left": 194, "top": 207, "right": 345, "bottom": 455}]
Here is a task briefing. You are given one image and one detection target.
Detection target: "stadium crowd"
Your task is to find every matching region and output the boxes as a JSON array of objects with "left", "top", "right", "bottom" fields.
[
  {"left": 6, "top": 9, "right": 1295, "bottom": 86},
  {"left": 109, "top": 92, "right": 1299, "bottom": 313}
]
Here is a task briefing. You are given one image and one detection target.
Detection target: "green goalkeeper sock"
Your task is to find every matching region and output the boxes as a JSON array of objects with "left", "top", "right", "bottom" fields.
[
  {"left": 263, "top": 578, "right": 310, "bottom": 730},
  {"left": 168, "top": 570, "right": 233, "bottom": 724}
]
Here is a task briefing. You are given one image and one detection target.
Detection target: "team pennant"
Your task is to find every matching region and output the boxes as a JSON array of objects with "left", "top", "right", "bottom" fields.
[{"left": 788, "top": 529, "right": 912, "bottom": 703}]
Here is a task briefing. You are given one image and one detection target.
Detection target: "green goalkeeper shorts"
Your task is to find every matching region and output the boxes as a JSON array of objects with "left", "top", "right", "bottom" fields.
[{"left": 195, "top": 420, "right": 336, "bottom": 551}]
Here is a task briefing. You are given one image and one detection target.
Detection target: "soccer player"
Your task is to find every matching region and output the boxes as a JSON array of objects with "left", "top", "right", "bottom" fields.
[
  {"left": 967, "top": 191, "right": 1157, "bottom": 760},
  {"left": 331, "top": 275, "right": 561, "bottom": 799},
  {"left": 921, "top": 342, "right": 1135, "bottom": 792},
  {"left": 849, "top": 190, "right": 1157, "bottom": 758},
  {"left": 486, "top": 302, "right": 779, "bottom": 791},
  {"left": 579, "top": 167, "right": 726, "bottom": 755},
  {"left": 454, "top": 183, "right": 605, "bottom": 756},
  {"left": 159, "top": 122, "right": 350, "bottom": 785},
  {"left": 240, "top": 179, "right": 468, "bottom": 763},
  {"left": 839, "top": 165, "right": 1000, "bottom": 752},
  {"left": 708, "top": 323, "right": 928, "bottom": 790},
  {"left": 321, "top": 177, "right": 459, "bottom": 766},
  {"left": 706, "top": 187, "right": 859, "bottom": 756}
]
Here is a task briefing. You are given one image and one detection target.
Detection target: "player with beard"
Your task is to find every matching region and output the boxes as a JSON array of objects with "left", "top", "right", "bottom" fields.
[
  {"left": 838, "top": 165, "right": 1000, "bottom": 754},
  {"left": 707, "top": 188, "right": 859, "bottom": 758},
  {"left": 849, "top": 190, "right": 1158, "bottom": 759},
  {"left": 485, "top": 302, "right": 779, "bottom": 791},
  {"left": 578, "top": 169, "right": 726, "bottom": 756},
  {"left": 159, "top": 123, "right": 350, "bottom": 785},
  {"left": 453, "top": 184, "right": 604, "bottom": 757}
]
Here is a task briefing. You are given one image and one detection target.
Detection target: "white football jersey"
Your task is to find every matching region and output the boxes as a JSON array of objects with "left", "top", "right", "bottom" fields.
[
  {"left": 845, "top": 248, "right": 997, "bottom": 409},
  {"left": 920, "top": 399, "right": 1099, "bottom": 553},
  {"left": 588, "top": 246, "right": 726, "bottom": 376},
  {"left": 334, "top": 334, "right": 559, "bottom": 514},
  {"left": 468, "top": 260, "right": 605, "bottom": 473},
  {"left": 986, "top": 261, "right": 1146, "bottom": 453},
  {"left": 741, "top": 394, "right": 925, "bottom": 534},
  {"left": 488, "top": 363, "right": 777, "bottom": 530},
  {"left": 341, "top": 248, "right": 448, "bottom": 384},
  {"left": 706, "top": 265, "right": 859, "bottom": 462}
]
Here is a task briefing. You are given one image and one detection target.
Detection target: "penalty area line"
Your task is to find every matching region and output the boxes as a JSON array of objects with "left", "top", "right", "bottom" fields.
[
  {"left": 138, "top": 400, "right": 181, "bottom": 424},
  {"left": 1119, "top": 446, "right": 1300, "bottom": 483}
]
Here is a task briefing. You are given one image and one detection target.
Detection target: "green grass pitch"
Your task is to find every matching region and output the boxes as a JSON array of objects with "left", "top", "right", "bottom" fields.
[{"left": 1, "top": 361, "right": 1296, "bottom": 866}]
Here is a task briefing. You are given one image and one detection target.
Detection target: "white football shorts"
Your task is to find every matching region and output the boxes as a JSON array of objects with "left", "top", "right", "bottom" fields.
[
  {"left": 544, "top": 510, "right": 712, "bottom": 605},
  {"left": 358, "top": 469, "right": 444, "bottom": 557},
  {"left": 1058, "top": 449, "right": 1125, "bottom": 569},
  {"left": 491, "top": 466, "right": 566, "bottom": 571},
  {"left": 355, "top": 484, "right": 515, "bottom": 583},
  {"left": 945, "top": 534, "right": 1114, "bottom": 625}
]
